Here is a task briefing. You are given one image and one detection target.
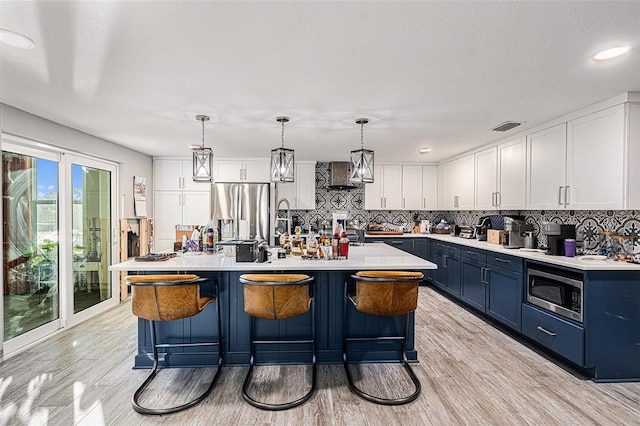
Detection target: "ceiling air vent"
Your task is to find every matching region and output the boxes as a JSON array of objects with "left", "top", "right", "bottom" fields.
[{"left": 492, "top": 121, "right": 522, "bottom": 132}]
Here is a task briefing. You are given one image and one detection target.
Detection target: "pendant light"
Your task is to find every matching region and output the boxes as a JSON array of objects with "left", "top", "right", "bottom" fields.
[
  {"left": 349, "top": 118, "right": 374, "bottom": 183},
  {"left": 192, "top": 115, "right": 213, "bottom": 182},
  {"left": 270, "top": 116, "right": 295, "bottom": 182}
]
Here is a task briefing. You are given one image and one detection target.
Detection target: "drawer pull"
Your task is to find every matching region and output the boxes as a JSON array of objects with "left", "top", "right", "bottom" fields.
[
  {"left": 466, "top": 250, "right": 477, "bottom": 256},
  {"left": 537, "top": 326, "right": 557, "bottom": 337},
  {"left": 495, "top": 257, "right": 510, "bottom": 264},
  {"left": 390, "top": 241, "right": 404, "bottom": 245}
]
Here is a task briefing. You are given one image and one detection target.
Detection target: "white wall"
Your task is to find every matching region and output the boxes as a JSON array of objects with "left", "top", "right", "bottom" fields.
[{"left": 0, "top": 103, "right": 153, "bottom": 218}]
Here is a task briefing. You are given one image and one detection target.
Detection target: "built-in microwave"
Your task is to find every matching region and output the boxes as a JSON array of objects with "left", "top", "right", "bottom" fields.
[{"left": 527, "top": 266, "right": 583, "bottom": 323}]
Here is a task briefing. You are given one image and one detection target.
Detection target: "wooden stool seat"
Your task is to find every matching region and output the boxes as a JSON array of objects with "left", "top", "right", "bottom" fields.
[
  {"left": 343, "top": 270, "right": 424, "bottom": 405},
  {"left": 239, "top": 273, "right": 316, "bottom": 411},
  {"left": 127, "top": 274, "right": 222, "bottom": 415}
]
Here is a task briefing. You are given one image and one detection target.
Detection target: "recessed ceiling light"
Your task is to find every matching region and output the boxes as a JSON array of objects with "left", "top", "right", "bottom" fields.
[
  {"left": 0, "top": 29, "right": 35, "bottom": 49},
  {"left": 594, "top": 46, "right": 631, "bottom": 61},
  {"left": 419, "top": 148, "right": 431, "bottom": 154}
]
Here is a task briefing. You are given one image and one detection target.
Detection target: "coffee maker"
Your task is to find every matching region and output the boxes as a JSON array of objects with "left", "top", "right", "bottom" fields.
[
  {"left": 542, "top": 222, "right": 576, "bottom": 255},
  {"left": 474, "top": 216, "right": 492, "bottom": 241},
  {"left": 502, "top": 217, "right": 534, "bottom": 249}
]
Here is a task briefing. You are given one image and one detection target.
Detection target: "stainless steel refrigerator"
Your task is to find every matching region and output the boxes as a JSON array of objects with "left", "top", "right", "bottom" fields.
[{"left": 211, "top": 183, "right": 270, "bottom": 242}]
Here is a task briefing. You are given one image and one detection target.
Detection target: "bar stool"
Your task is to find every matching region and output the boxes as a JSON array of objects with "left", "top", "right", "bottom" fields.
[
  {"left": 239, "top": 273, "right": 316, "bottom": 411},
  {"left": 343, "top": 270, "right": 424, "bottom": 405},
  {"left": 126, "top": 274, "right": 223, "bottom": 415}
]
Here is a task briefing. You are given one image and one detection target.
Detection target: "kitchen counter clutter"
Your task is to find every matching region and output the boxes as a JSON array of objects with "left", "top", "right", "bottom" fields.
[
  {"left": 111, "top": 244, "right": 435, "bottom": 369},
  {"left": 424, "top": 234, "right": 640, "bottom": 271},
  {"left": 110, "top": 242, "right": 436, "bottom": 272}
]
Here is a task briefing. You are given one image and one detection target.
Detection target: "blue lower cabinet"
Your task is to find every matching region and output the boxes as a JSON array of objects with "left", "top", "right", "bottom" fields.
[
  {"left": 365, "top": 237, "right": 428, "bottom": 259},
  {"left": 458, "top": 250, "right": 523, "bottom": 332},
  {"left": 412, "top": 238, "right": 428, "bottom": 259},
  {"left": 522, "top": 303, "right": 585, "bottom": 366},
  {"left": 460, "top": 257, "right": 486, "bottom": 311},
  {"left": 486, "top": 266, "right": 523, "bottom": 332}
]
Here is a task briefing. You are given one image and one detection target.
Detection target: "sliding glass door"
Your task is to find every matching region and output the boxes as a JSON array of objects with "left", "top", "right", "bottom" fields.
[
  {"left": 69, "top": 157, "right": 115, "bottom": 315},
  {"left": 2, "top": 137, "right": 118, "bottom": 354},
  {"left": 2, "top": 144, "right": 62, "bottom": 351}
]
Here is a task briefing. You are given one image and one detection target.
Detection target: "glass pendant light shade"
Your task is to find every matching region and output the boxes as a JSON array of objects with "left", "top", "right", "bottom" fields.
[
  {"left": 270, "top": 147, "right": 295, "bottom": 182},
  {"left": 349, "top": 148, "right": 375, "bottom": 183},
  {"left": 271, "top": 116, "right": 295, "bottom": 182},
  {"left": 192, "top": 115, "right": 213, "bottom": 182},
  {"left": 349, "top": 118, "right": 374, "bottom": 184},
  {"left": 193, "top": 147, "right": 213, "bottom": 182}
]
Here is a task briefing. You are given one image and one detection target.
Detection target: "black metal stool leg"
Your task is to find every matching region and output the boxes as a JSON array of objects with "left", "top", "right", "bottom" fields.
[
  {"left": 343, "top": 290, "right": 421, "bottom": 405},
  {"left": 242, "top": 299, "right": 317, "bottom": 411},
  {"left": 132, "top": 280, "right": 223, "bottom": 415}
]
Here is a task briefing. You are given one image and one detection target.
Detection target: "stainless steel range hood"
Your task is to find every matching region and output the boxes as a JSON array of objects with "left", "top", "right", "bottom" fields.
[{"left": 327, "top": 162, "right": 358, "bottom": 190}]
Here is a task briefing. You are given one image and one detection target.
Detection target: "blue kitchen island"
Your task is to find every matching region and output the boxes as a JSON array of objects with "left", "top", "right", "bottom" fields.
[{"left": 110, "top": 243, "right": 436, "bottom": 368}]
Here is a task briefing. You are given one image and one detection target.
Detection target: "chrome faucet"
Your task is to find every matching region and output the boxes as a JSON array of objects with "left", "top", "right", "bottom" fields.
[{"left": 276, "top": 198, "right": 291, "bottom": 236}]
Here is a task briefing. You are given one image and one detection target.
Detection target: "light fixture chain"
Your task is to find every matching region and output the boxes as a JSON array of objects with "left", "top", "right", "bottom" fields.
[
  {"left": 281, "top": 120, "right": 285, "bottom": 148},
  {"left": 361, "top": 121, "right": 364, "bottom": 149},
  {"left": 201, "top": 117, "right": 205, "bottom": 148}
]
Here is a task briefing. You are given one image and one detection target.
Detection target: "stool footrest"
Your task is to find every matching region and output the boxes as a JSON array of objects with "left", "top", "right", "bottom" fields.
[{"left": 252, "top": 338, "right": 314, "bottom": 345}]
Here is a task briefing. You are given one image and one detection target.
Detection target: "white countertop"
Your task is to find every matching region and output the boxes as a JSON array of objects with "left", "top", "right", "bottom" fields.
[
  {"left": 425, "top": 234, "right": 640, "bottom": 271},
  {"left": 365, "top": 233, "right": 431, "bottom": 238},
  {"left": 110, "top": 243, "right": 437, "bottom": 272}
]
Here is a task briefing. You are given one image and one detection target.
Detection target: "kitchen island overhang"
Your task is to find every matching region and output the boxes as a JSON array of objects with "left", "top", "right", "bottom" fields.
[{"left": 110, "top": 243, "right": 436, "bottom": 368}]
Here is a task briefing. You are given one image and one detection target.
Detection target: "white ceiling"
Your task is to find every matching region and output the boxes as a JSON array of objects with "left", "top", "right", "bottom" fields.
[{"left": 1, "top": 1, "right": 639, "bottom": 163}]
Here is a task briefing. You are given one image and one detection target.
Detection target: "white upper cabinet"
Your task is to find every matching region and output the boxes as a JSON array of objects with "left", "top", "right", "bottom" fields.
[
  {"left": 277, "top": 161, "right": 316, "bottom": 210},
  {"left": 155, "top": 159, "right": 208, "bottom": 191},
  {"left": 628, "top": 103, "right": 640, "bottom": 209},
  {"left": 365, "top": 164, "right": 402, "bottom": 210},
  {"left": 566, "top": 104, "right": 625, "bottom": 210},
  {"left": 421, "top": 165, "right": 438, "bottom": 210},
  {"left": 438, "top": 155, "right": 474, "bottom": 210},
  {"left": 526, "top": 123, "right": 567, "bottom": 209},
  {"left": 497, "top": 137, "right": 526, "bottom": 210},
  {"left": 153, "top": 158, "right": 211, "bottom": 252},
  {"left": 526, "top": 104, "right": 631, "bottom": 210},
  {"left": 402, "top": 165, "right": 423, "bottom": 210},
  {"left": 213, "top": 158, "right": 270, "bottom": 182},
  {"left": 474, "top": 147, "right": 498, "bottom": 210}
]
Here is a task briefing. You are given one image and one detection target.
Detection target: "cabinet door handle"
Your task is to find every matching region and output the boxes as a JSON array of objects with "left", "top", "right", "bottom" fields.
[
  {"left": 423, "top": 197, "right": 426, "bottom": 209},
  {"left": 390, "top": 240, "right": 403, "bottom": 245},
  {"left": 402, "top": 197, "right": 405, "bottom": 209},
  {"left": 558, "top": 186, "right": 563, "bottom": 206},
  {"left": 442, "top": 254, "right": 448, "bottom": 268},
  {"left": 494, "top": 257, "right": 510, "bottom": 264},
  {"left": 384, "top": 197, "right": 387, "bottom": 208},
  {"left": 491, "top": 192, "right": 496, "bottom": 207},
  {"left": 565, "top": 186, "right": 570, "bottom": 206},
  {"left": 466, "top": 250, "right": 477, "bottom": 257},
  {"left": 454, "top": 195, "right": 459, "bottom": 208},
  {"left": 496, "top": 192, "right": 501, "bottom": 207},
  {"left": 537, "top": 326, "right": 557, "bottom": 337}
]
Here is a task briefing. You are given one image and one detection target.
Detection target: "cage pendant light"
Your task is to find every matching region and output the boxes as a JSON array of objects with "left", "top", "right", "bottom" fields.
[
  {"left": 270, "top": 116, "right": 295, "bottom": 182},
  {"left": 349, "top": 118, "right": 374, "bottom": 184},
  {"left": 192, "top": 115, "right": 213, "bottom": 182}
]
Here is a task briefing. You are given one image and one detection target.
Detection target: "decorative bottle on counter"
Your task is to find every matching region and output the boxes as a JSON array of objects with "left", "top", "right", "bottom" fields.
[
  {"left": 339, "top": 231, "right": 349, "bottom": 259},
  {"left": 205, "top": 220, "right": 216, "bottom": 254},
  {"left": 332, "top": 231, "right": 340, "bottom": 259}
]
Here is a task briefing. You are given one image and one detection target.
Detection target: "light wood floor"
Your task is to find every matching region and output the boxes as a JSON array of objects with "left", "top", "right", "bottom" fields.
[{"left": 2, "top": 286, "right": 639, "bottom": 425}]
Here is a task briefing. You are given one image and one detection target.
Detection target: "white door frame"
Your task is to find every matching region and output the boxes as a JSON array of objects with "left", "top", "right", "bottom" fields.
[{"left": 1, "top": 134, "right": 120, "bottom": 357}]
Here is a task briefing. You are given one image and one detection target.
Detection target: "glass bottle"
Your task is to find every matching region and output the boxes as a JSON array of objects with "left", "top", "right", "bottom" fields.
[{"left": 339, "top": 231, "right": 349, "bottom": 259}]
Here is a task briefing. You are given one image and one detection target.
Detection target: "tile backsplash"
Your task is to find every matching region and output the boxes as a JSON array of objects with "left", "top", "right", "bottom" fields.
[{"left": 278, "top": 162, "right": 639, "bottom": 255}]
